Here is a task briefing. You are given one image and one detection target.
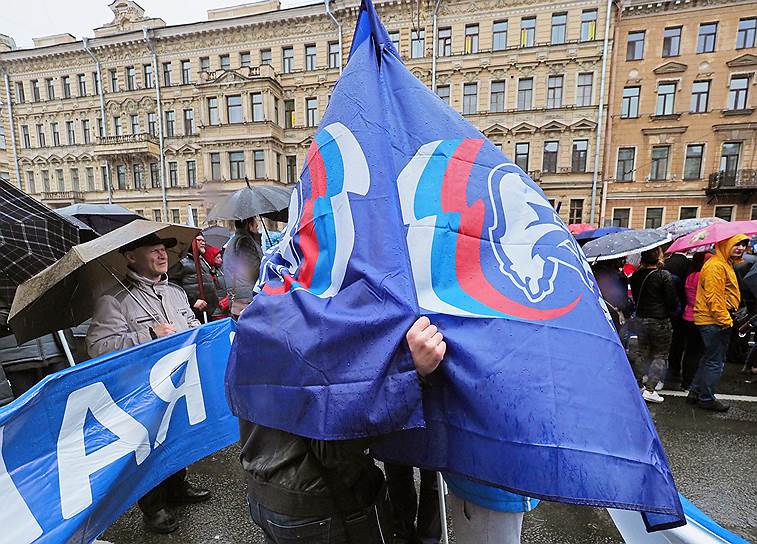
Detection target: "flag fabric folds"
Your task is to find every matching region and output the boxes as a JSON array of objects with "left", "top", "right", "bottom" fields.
[{"left": 226, "top": 0, "right": 684, "bottom": 529}]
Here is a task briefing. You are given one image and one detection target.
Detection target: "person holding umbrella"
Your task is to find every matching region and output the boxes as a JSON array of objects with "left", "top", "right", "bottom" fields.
[
  {"left": 85, "top": 232, "right": 211, "bottom": 533},
  {"left": 223, "top": 217, "right": 264, "bottom": 318},
  {"left": 168, "top": 234, "right": 219, "bottom": 322}
]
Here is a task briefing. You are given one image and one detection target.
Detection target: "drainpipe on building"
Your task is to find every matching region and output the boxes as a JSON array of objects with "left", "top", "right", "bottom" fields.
[
  {"left": 1, "top": 68, "right": 21, "bottom": 188},
  {"left": 143, "top": 28, "right": 168, "bottom": 220},
  {"left": 431, "top": 0, "right": 443, "bottom": 93},
  {"left": 83, "top": 37, "right": 113, "bottom": 205},
  {"left": 324, "top": 0, "right": 343, "bottom": 74},
  {"left": 599, "top": 1, "right": 622, "bottom": 225},
  {"left": 589, "top": 0, "right": 614, "bottom": 225}
]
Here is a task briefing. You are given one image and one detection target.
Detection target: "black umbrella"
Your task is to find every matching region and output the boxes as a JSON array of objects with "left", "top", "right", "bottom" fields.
[
  {"left": 0, "top": 179, "right": 93, "bottom": 304},
  {"left": 207, "top": 180, "right": 292, "bottom": 221},
  {"left": 202, "top": 225, "right": 232, "bottom": 248},
  {"left": 582, "top": 229, "right": 671, "bottom": 262},
  {"left": 56, "top": 203, "right": 144, "bottom": 234}
]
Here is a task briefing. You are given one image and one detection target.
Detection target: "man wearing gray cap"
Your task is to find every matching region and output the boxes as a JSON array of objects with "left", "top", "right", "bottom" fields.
[{"left": 86, "top": 232, "right": 210, "bottom": 534}]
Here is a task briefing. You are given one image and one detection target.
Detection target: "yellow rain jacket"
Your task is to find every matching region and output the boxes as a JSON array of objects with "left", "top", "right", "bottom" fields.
[{"left": 693, "top": 234, "right": 747, "bottom": 327}]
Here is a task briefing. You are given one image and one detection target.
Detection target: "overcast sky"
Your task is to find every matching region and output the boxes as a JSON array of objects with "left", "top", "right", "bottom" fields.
[{"left": 1, "top": 0, "right": 315, "bottom": 50}]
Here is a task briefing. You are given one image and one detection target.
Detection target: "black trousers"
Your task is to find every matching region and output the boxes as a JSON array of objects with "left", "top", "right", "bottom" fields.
[
  {"left": 680, "top": 320, "right": 704, "bottom": 390},
  {"left": 137, "top": 468, "right": 187, "bottom": 515},
  {"left": 667, "top": 316, "right": 686, "bottom": 380},
  {"left": 384, "top": 463, "right": 441, "bottom": 544}
]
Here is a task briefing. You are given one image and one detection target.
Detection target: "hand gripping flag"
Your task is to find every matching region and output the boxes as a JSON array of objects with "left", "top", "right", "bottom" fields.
[{"left": 226, "top": 0, "right": 684, "bottom": 530}]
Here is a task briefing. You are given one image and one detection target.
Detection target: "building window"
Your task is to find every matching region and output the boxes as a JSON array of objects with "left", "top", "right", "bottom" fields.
[
  {"left": 437, "top": 85, "right": 450, "bottom": 105},
  {"left": 66, "top": 121, "right": 76, "bottom": 145},
  {"left": 650, "top": 146, "right": 670, "bottom": 180},
  {"left": 463, "top": 83, "right": 478, "bottom": 114},
  {"left": 143, "top": 63, "right": 153, "bottom": 88},
  {"left": 515, "top": 142, "right": 529, "bottom": 171},
  {"left": 165, "top": 110, "right": 175, "bottom": 137},
  {"left": 282, "top": 47, "right": 294, "bottom": 73},
  {"left": 109, "top": 69, "right": 119, "bottom": 92},
  {"left": 42, "top": 170, "right": 50, "bottom": 192},
  {"left": 645, "top": 208, "right": 663, "bottom": 229},
  {"left": 543, "top": 141, "right": 559, "bottom": 173},
  {"left": 728, "top": 75, "right": 750, "bottom": 111},
  {"left": 616, "top": 148, "right": 635, "bottom": 181},
  {"left": 15, "top": 81, "right": 25, "bottom": 103},
  {"left": 62, "top": 76, "right": 72, "bottom": 98},
  {"left": 85, "top": 167, "right": 95, "bottom": 191},
  {"left": 208, "top": 97, "right": 219, "bottom": 125},
  {"left": 74, "top": 74, "right": 85, "bottom": 97},
  {"left": 284, "top": 99, "right": 295, "bottom": 128},
  {"left": 547, "top": 75, "right": 564, "bottom": 108},
  {"left": 116, "top": 164, "right": 127, "bottom": 190},
  {"left": 26, "top": 171, "right": 36, "bottom": 193},
  {"left": 329, "top": 42, "right": 340, "bottom": 68},
  {"left": 82, "top": 119, "right": 91, "bottom": 144},
  {"left": 133, "top": 164, "right": 144, "bottom": 189},
  {"left": 580, "top": 10, "right": 597, "bottom": 42},
  {"left": 389, "top": 31, "right": 400, "bottom": 52},
  {"left": 752, "top": 205, "right": 757, "bottom": 220},
  {"left": 690, "top": 80, "right": 710, "bottom": 113},
  {"left": 171, "top": 209, "right": 180, "bottom": 223},
  {"left": 31, "top": 79, "right": 40, "bottom": 101},
  {"left": 572, "top": 140, "right": 588, "bottom": 172},
  {"left": 210, "top": 153, "right": 221, "bottom": 180},
  {"left": 720, "top": 142, "right": 741, "bottom": 173},
  {"left": 305, "top": 44, "right": 317, "bottom": 70},
  {"left": 46, "top": 78, "right": 55, "bottom": 100},
  {"left": 261, "top": 49, "right": 272, "bottom": 66},
  {"left": 697, "top": 23, "right": 717, "bottom": 53},
  {"left": 683, "top": 144, "right": 704, "bottom": 180},
  {"left": 159, "top": 62, "right": 171, "bottom": 86},
  {"left": 576, "top": 73, "right": 593, "bottom": 106},
  {"left": 737, "top": 18, "right": 756, "bottom": 49},
  {"left": 306, "top": 97, "right": 318, "bottom": 127},
  {"left": 56, "top": 169, "right": 65, "bottom": 192},
  {"left": 656, "top": 82, "right": 676, "bottom": 115},
  {"left": 239, "top": 51, "right": 251, "bottom": 68},
  {"left": 150, "top": 163, "right": 160, "bottom": 188},
  {"left": 183, "top": 109, "right": 195, "bottom": 135},
  {"left": 251, "top": 93, "right": 264, "bottom": 121},
  {"left": 219, "top": 55, "right": 230, "bottom": 70},
  {"left": 626, "top": 31, "right": 645, "bottom": 60},
  {"left": 679, "top": 207, "right": 698, "bottom": 220},
  {"left": 437, "top": 27, "right": 452, "bottom": 57},
  {"left": 148, "top": 112, "right": 157, "bottom": 136},
  {"left": 569, "top": 199, "right": 584, "bottom": 225},
  {"left": 126, "top": 66, "right": 136, "bottom": 90},
  {"left": 229, "top": 151, "right": 245, "bottom": 179},
  {"left": 186, "top": 160, "right": 196, "bottom": 187},
  {"left": 517, "top": 78, "right": 533, "bottom": 110},
  {"left": 51, "top": 122, "right": 60, "bottom": 146},
  {"left": 551, "top": 13, "right": 567, "bottom": 45},
  {"left": 254, "top": 150, "right": 265, "bottom": 179},
  {"left": 275, "top": 152, "right": 282, "bottom": 181},
  {"left": 153, "top": 209, "right": 162, "bottom": 222},
  {"left": 411, "top": 29, "right": 425, "bottom": 58},
  {"left": 181, "top": 60, "right": 192, "bottom": 84},
  {"left": 662, "top": 27, "right": 682, "bottom": 57},
  {"left": 21, "top": 125, "right": 30, "bottom": 148},
  {"left": 167, "top": 161, "right": 178, "bottom": 187},
  {"left": 130, "top": 114, "right": 139, "bottom": 135},
  {"left": 100, "top": 166, "right": 109, "bottom": 191},
  {"left": 286, "top": 155, "right": 297, "bottom": 183},
  {"left": 492, "top": 21, "right": 508, "bottom": 50},
  {"left": 227, "top": 95, "right": 243, "bottom": 124},
  {"left": 465, "top": 24, "right": 479, "bottom": 54},
  {"left": 714, "top": 206, "right": 734, "bottom": 221},
  {"left": 36, "top": 124, "right": 46, "bottom": 147},
  {"left": 490, "top": 81, "right": 505, "bottom": 112},
  {"left": 520, "top": 17, "right": 536, "bottom": 47},
  {"left": 200, "top": 56, "right": 210, "bottom": 71}
]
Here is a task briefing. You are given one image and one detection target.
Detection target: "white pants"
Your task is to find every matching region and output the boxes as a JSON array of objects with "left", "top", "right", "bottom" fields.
[{"left": 448, "top": 493, "right": 524, "bottom": 544}]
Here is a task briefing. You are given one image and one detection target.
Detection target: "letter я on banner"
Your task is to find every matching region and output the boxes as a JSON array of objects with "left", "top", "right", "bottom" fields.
[{"left": 225, "top": 0, "right": 684, "bottom": 531}]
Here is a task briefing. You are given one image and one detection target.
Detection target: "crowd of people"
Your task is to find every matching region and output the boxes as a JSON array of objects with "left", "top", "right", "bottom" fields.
[{"left": 593, "top": 234, "right": 757, "bottom": 411}]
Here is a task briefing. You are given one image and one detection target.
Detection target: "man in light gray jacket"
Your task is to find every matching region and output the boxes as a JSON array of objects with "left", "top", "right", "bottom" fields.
[{"left": 86, "top": 232, "right": 210, "bottom": 535}]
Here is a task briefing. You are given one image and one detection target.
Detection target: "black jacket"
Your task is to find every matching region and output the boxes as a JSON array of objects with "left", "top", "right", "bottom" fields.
[
  {"left": 168, "top": 255, "right": 219, "bottom": 320},
  {"left": 630, "top": 268, "right": 679, "bottom": 319},
  {"left": 239, "top": 420, "right": 384, "bottom": 518}
]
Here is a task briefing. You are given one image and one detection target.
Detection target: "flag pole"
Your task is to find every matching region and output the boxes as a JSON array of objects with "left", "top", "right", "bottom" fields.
[
  {"left": 56, "top": 330, "right": 76, "bottom": 367},
  {"left": 437, "top": 472, "right": 449, "bottom": 544}
]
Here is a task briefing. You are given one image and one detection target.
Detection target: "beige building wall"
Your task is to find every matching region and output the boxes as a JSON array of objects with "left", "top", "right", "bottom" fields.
[
  {"left": 603, "top": 0, "right": 757, "bottom": 229},
  {"left": 0, "top": 0, "right": 615, "bottom": 226}
]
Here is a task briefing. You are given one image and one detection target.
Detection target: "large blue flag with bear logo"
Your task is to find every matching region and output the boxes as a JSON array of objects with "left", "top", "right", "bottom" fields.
[{"left": 226, "top": 0, "right": 684, "bottom": 530}]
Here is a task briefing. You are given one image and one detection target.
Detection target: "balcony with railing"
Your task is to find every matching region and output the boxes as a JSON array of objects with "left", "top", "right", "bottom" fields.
[
  {"left": 42, "top": 191, "right": 85, "bottom": 203},
  {"left": 94, "top": 133, "right": 160, "bottom": 159},
  {"left": 707, "top": 170, "right": 757, "bottom": 194}
]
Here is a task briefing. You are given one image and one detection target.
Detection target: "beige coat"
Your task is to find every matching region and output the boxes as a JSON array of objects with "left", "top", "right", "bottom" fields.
[{"left": 86, "top": 268, "right": 200, "bottom": 358}]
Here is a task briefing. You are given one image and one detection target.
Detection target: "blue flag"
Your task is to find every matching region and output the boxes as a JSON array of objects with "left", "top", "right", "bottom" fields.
[{"left": 226, "top": 0, "right": 684, "bottom": 529}]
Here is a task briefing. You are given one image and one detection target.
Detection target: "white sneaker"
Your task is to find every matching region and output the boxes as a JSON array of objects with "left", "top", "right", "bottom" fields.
[
  {"left": 642, "top": 390, "right": 664, "bottom": 403},
  {"left": 655, "top": 381, "right": 664, "bottom": 391}
]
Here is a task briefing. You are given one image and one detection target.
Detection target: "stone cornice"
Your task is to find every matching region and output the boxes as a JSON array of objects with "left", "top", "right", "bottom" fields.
[{"left": 621, "top": 0, "right": 754, "bottom": 17}]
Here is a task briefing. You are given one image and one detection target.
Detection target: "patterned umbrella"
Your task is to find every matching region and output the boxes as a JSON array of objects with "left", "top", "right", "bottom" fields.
[
  {"left": 582, "top": 229, "right": 672, "bottom": 261},
  {"left": 658, "top": 217, "right": 726, "bottom": 240},
  {"left": 574, "top": 226, "right": 630, "bottom": 241}
]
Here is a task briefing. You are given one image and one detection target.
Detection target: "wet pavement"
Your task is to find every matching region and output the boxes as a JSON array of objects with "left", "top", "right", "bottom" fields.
[{"left": 102, "top": 363, "right": 757, "bottom": 544}]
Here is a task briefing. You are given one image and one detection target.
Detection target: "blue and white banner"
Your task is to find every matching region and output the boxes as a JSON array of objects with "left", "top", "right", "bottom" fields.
[{"left": 0, "top": 319, "right": 238, "bottom": 544}]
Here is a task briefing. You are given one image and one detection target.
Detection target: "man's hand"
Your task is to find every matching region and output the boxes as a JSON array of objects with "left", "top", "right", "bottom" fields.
[
  {"left": 406, "top": 316, "right": 446, "bottom": 377},
  {"left": 193, "top": 299, "right": 208, "bottom": 311},
  {"left": 152, "top": 323, "right": 177, "bottom": 337}
]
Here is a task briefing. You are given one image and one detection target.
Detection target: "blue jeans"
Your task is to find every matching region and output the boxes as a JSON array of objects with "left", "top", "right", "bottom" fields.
[{"left": 690, "top": 324, "right": 732, "bottom": 401}]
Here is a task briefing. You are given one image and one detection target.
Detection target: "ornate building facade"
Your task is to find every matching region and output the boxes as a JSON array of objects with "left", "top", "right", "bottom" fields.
[
  {"left": 0, "top": 0, "right": 613, "bottom": 225},
  {"left": 603, "top": 0, "right": 757, "bottom": 229}
]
